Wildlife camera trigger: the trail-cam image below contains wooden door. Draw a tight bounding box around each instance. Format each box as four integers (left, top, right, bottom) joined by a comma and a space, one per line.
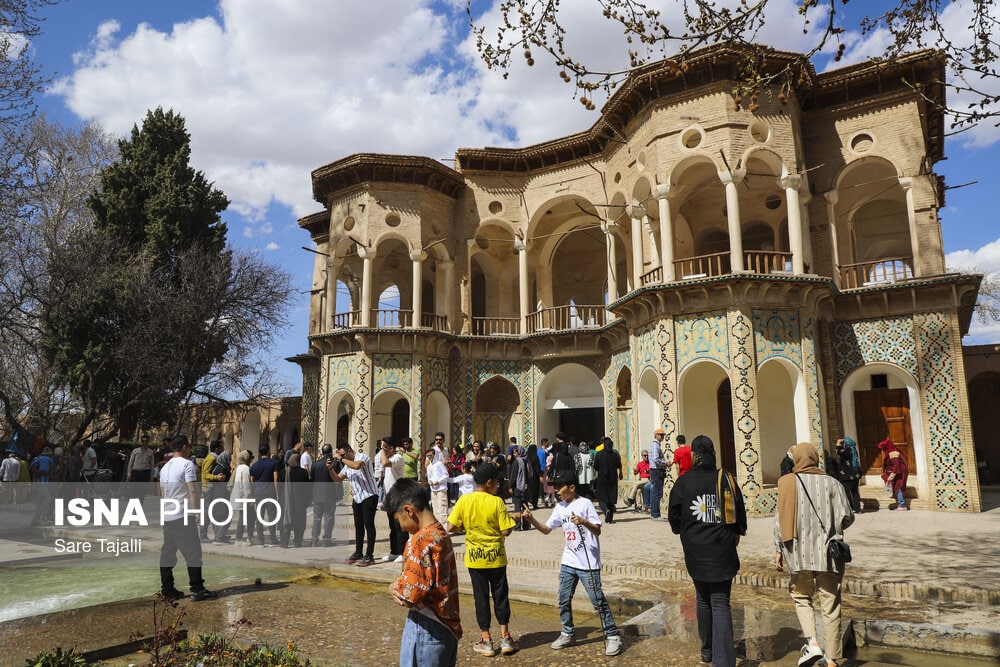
717, 379, 737, 477
853, 388, 916, 474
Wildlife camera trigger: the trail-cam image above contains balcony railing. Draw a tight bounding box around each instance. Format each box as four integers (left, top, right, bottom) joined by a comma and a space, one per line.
744, 250, 792, 274
371, 308, 412, 328
331, 310, 360, 329
674, 251, 730, 279
472, 316, 519, 336
840, 256, 914, 289
640, 266, 663, 286
420, 313, 448, 331
527, 305, 606, 333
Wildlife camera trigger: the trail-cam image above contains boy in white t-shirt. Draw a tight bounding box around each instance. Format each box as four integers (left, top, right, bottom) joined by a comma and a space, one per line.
522, 470, 622, 657
449, 460, 476, 498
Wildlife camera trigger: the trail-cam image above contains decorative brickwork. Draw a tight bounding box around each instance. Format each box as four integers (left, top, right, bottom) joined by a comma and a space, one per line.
729, 309, 761, 502
676, 312, 729, 372
834, 316, 916, 386
915, 312, 973, 510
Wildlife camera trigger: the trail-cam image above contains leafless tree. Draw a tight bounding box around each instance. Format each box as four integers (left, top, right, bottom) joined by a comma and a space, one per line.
468, 0, 1000, 127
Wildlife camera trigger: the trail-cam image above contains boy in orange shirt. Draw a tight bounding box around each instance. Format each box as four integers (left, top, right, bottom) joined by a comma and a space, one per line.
386, 478, 463, 667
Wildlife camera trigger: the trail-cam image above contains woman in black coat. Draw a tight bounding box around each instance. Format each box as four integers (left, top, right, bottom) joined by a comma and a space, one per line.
282, 452, 311, 547
667, 435, 747, 667
593, 437, 623, 523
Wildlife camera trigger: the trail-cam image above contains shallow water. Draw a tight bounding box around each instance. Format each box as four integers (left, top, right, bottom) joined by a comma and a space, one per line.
0, 551, 310, 623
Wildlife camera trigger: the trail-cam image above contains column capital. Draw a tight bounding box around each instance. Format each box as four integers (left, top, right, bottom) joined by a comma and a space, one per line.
823, 190, 838, 205
438, 259, 454, 269
626, 203, 647, 219
513, 238, 526, 253
718, 167, 746, 185
357, 246, 376, 260
898, 176, 913, 191
652, 183, 674, 200
409, 249, 427, 262
603, 221, 621, 235
778, 174, 802, 191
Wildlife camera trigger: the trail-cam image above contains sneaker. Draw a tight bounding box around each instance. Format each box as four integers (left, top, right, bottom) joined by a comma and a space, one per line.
651, 516, 669, 522
393, 554, 404, 563
159, 587, 185, 601
798, 642, 824, 667
550, 632, 575, 649
499, 634, 518, 655
189, 588, 219, 602
473, 639, 496, 656
354, 555, 375, 567
346, 552, 364, 564
381, 553, 397, 562
605, 634, 622, 656
321, 539, 335, 547
893, 505, 909, 511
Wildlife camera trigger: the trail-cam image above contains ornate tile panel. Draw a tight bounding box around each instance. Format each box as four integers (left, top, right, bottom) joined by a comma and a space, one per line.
634, 322, 659, 374
801, 313, 824, 447
834, 317, 916, 386
373, 353, 413, 393
754, 309, 802, 370
355, 355, 371, 451
676, 312, 729, 371
426, 356, 450, 393
729, 310, 760, 499
915, 312, 970, 510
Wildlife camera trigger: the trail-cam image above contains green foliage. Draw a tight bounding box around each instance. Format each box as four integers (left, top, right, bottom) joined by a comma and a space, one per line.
22, 646, 88, 667
88, 107, 228, 260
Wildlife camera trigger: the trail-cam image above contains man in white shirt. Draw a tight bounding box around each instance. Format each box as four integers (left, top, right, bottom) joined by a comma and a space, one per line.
329, 442, 379, 567
158, 435, 218, 602
81, 440, 98, 478
432, 431, 446, 464
300, 442, 314, 479
379, 437, 406, 561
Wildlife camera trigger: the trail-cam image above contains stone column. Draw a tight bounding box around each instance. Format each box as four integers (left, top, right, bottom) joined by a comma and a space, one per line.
515, 238, 529, 334
824, 191, 840, 285
780, 174, 805, 274
358, 246, 375, 327
627, 203, 646, 288
899, 177, 920, 276
653, 184, 675, 281
604, 222, 619, 320
719, 168, 746, 272
438, 259, 454, 331
326, 258, 343, 329
410, 249, 426, 328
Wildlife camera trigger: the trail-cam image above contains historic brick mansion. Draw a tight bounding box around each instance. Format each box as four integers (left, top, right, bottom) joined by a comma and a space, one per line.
293, 45, 987, 513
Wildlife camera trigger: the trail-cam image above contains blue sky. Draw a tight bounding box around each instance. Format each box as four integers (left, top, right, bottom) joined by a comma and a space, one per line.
27, 0, 1000, 393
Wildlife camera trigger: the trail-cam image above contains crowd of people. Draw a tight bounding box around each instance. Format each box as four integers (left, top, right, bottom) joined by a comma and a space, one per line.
1, 426, 914, 667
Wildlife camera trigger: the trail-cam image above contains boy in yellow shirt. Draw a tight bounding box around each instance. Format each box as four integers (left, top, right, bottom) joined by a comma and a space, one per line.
445, 461, 522, 657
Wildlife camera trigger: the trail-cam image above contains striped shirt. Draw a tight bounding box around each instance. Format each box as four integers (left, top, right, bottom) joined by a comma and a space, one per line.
343, 452, 378, 503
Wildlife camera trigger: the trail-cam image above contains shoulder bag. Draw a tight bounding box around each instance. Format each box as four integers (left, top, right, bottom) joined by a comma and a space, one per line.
795, 474, 852, 564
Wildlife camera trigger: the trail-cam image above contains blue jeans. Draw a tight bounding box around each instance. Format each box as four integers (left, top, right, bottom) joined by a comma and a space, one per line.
400, 609, 457, 667
895, 487, 906, 508
642, 481, 651, 509
648, 470, 665, 518
557, 564, 619, 637
693, 579, 735, 667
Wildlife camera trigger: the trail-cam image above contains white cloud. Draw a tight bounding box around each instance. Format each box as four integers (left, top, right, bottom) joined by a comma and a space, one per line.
265, 242, 279, 251
946, 238, 1000, 274
50, 0, 842, 228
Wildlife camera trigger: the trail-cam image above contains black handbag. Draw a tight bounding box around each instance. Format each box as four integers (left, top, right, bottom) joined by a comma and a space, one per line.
795, 474, 852, 564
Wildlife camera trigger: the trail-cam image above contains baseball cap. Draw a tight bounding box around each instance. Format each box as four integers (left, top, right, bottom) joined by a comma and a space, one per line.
654, 428, 666, 435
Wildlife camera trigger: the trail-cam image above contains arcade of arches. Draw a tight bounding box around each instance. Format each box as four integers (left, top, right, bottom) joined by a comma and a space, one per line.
293, 46, 988, 513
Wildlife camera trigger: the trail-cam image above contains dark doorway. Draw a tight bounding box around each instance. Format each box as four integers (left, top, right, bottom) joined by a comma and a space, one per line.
391, 398, 410, 442
336, 414, 350, 448
716, 379, 737, 476
558, 408, 603, 443
853, 388, 915, 474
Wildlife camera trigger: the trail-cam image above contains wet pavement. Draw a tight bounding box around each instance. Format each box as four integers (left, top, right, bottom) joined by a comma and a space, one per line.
1, 486, 999, 665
